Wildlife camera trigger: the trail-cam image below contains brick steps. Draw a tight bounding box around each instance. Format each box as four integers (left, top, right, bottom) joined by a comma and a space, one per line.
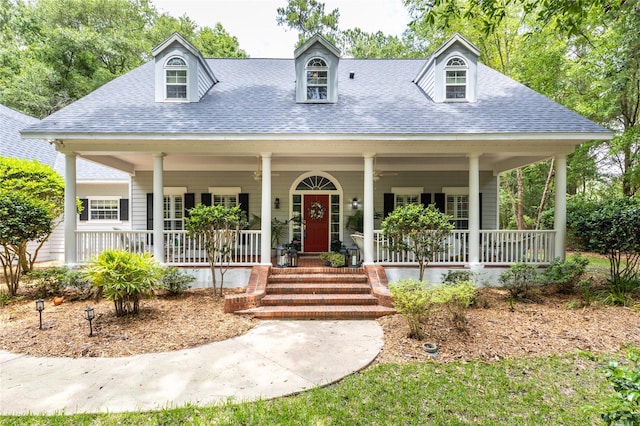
237, 305, 396, 320
238, 265, 394, 320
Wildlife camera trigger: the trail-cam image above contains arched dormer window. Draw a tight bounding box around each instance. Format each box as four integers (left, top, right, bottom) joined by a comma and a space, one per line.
165, 56, 188, 100
445, 57, 467, 100
306, 58, 328, 101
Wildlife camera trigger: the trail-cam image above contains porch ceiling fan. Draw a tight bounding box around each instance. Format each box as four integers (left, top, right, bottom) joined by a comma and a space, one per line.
252, 157, 280, 181
373, 157, 398, 181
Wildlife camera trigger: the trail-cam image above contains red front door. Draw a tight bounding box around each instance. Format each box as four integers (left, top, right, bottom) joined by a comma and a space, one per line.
304, 194, 330, 252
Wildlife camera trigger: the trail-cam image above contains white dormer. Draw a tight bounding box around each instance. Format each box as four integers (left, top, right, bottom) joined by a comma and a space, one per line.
152, 32, 218, 103
294, 34, 340, 104
414, 33, 480, 103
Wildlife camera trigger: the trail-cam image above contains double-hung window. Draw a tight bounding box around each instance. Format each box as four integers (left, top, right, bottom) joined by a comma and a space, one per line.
306, 58, 328, 101
209, 187, 241, 208
89, 198, 120, 221
163, 189, 185, 230
445, 57, 467, 100
446, 194, 469, 229
165, 57, 187, 100
392, 187, 423, 208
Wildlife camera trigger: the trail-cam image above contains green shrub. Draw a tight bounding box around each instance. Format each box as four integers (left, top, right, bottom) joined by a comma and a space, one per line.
541, 254, 589, 293
433, 280, 477, 331
0, 290, 10, 306
441, 269, 475, 285
161, 267, 195, 295
84, 250, 163, 316
26, 266, 68, 297
599, 346, 640, 425
498, 263, 540, 300
389, 279, 438, 339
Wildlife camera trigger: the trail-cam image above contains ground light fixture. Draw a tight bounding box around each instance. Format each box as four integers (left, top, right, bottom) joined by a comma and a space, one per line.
84, 306, 95, 336
35, 299, 44, 330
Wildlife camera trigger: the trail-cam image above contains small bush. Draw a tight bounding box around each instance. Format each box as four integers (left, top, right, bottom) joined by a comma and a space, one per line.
541, 254, 589, 293
0, 290, 10, 306
27, 266, 91, 299
389, 279, 438, 339
161, 267, 195, 295
441, 270, 475, 285
84, 250, 163, 316
320, 252, 345, 267
433, 281, 477, 331
499, 263, 540, 300
599, 346, 640, 425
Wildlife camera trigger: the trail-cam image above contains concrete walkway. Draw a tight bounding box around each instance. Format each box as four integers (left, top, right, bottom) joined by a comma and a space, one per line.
0, 320, 383, 415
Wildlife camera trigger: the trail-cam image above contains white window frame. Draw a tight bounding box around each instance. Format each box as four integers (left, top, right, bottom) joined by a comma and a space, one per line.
87, 196, 121, 222
164, 56, 188, 100
445, 56, 467, 101
305, 57, 329, 102
443, 187, 469, 229
392, 187, 424, 208
209, 187, 241, 207
164, 187, 186, 230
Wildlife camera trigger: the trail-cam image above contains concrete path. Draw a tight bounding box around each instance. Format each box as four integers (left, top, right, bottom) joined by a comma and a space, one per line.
0, 320, 383, 415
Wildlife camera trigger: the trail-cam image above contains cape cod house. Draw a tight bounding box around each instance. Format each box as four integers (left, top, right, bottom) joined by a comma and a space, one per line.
21, 32, 611, 315
1, 104, 129, 262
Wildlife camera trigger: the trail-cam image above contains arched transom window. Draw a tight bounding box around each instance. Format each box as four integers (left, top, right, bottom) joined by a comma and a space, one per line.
445, 56, 467, 100
165, 56, 188, 99
296, 175, 337, 191
306, 58, 328, 101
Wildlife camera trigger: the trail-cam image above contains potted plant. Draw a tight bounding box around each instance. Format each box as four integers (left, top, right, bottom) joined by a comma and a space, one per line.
346, 209, 364, 233
328, 252, 346, 267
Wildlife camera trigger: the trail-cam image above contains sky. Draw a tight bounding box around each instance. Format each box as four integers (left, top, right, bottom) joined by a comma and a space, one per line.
152, 0, 412, 58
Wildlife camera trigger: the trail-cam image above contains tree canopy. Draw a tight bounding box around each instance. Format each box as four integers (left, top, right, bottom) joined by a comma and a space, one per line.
0, 0, 247, 117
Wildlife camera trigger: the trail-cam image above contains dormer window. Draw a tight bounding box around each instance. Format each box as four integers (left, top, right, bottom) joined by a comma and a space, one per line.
445, 57, 467, 100
165, 56, 188, 99
306, 58, 328, 101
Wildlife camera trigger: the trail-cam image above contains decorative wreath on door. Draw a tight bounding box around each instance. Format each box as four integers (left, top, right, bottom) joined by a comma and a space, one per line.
308, 201, 326, 220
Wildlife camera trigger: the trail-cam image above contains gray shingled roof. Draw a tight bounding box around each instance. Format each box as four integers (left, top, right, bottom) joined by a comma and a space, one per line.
1, 104, 128, 180
24, 59, 609, 136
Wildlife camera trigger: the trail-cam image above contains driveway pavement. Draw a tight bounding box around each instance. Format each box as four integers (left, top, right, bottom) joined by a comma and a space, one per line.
0, 320, 383, 415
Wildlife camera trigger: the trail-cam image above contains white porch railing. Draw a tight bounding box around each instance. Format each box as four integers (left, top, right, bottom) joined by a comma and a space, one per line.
76, 230, 261, 266
373, 229, 555, 265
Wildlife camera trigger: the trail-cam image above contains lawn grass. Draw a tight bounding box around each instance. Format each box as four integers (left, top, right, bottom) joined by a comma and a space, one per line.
1, 352, 616, 425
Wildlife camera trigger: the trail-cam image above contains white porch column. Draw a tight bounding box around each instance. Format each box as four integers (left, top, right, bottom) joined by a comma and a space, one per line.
153, 153, 165, 261
363, 154, 375, 264
468, 154, 480, 266
260, 153, 272, 265
554, 154, 567, 261
64, 153, 77, 265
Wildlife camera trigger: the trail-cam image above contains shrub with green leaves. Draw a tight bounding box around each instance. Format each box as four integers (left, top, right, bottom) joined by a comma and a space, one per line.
161, 266, 195, 295
433, 280, 477, 331
389, 279, 438, 339
441, 269, 475, 285
498, 262, 540, 300
599, 346, 640, 425
84, 249, 163, 316
541, 254, 589, 293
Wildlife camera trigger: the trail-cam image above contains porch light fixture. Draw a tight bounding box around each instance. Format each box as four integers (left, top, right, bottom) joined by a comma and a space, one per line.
84, 306, 95, 336
274, 197, 280, 209
276, 244, 287, 267
349, 243, 360, 268
352, 197, 359, 210
35, 299, 44, 330
287, 246, 298, 267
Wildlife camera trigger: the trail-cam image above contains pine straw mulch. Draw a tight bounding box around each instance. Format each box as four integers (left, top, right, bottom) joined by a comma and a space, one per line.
1, 286, 639, 363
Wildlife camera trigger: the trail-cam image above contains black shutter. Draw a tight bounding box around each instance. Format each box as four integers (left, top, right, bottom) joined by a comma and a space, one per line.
79, 198, 89, 221
201, 193, 212, 206
383, 193, 395, 218
119, 199, 129, 221
420, 193, 431, 207
184, 193, 195, 217
146, 193, 153, 230
434, 193, 446, 213
479, 192, 483, 229
238, 192, 249, 219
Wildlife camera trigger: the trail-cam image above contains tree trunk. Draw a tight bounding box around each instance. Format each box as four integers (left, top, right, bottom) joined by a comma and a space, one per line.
535, 159, 555, 230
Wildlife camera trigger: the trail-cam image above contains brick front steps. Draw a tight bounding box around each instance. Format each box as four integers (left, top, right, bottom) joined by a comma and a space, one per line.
229, 265, 395, 320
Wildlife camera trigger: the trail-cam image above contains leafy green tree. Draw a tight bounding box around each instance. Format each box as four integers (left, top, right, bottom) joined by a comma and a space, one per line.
0, 192, 54, 296
569, 197, 640, 302
84, 249, 163, 316
184, 204, 247, 297
276, 0, 341, 47
382, 204, 453, 281
0, 157, 65, 272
